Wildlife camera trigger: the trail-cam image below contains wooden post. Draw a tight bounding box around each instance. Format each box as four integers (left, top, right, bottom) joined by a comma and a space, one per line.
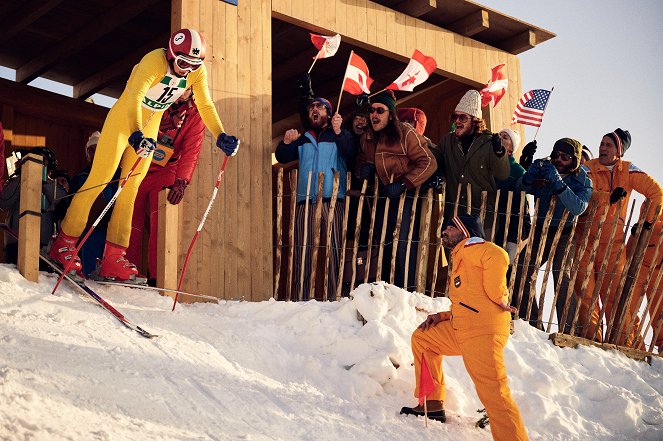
350, 179, 368, 291
415, 188, 432, 293
479, 191, 487, 228
286, 169, 298, 301
157, 189, 179, 299
514, 198, 539, 313
389, 192, 406, 285
546, 217, 577, 333
363, 175, 380, 283
308, 173, 324, 298
524, 198, 556, 321
376, 179, 392, 281
536, 209, 568, 329
502, 191, 514, 247
17, 153, 42, 283
404, 187, 421, 290
507, 192, 527, 298
335, 173, 352, 300
274, 168, 284, 296
430, 183, 445, 298
298, 172, 312, 301
490, 189, 500, 242
322, 172, 340, 302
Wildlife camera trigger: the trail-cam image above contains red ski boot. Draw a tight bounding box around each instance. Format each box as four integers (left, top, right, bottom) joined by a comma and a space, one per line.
93, 241, 146, 284
47, 231, 83, 280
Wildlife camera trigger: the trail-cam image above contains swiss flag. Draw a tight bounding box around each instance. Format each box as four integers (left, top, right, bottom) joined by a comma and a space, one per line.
480, 64, 509, 107
418, 353, 436, 406
386, 49, 437, 92
342, 52, 373, 95
310, 33, 341, 59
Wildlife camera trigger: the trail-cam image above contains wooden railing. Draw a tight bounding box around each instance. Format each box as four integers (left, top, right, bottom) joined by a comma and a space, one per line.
273, 168, 663, 353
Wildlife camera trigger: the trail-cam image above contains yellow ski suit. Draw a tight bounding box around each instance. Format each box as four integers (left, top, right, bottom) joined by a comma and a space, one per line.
61, 49, 225, 246
575, 158, 662, 344
411, 237, 528, 441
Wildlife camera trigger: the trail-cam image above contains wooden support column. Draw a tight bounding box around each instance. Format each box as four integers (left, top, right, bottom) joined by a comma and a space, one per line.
157, 189, 179, 299
17, 154, 43, 282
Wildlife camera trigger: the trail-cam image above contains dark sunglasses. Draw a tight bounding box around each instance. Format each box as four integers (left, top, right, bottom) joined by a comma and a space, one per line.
370, 106, 388, 115
451, 113, 470, 123
551, 151, 573, 161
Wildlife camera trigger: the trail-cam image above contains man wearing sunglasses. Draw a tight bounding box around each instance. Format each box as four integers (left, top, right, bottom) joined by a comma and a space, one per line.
354, 90, 436, 290
275, 96, 355, 300
48, 28, 239, 283
437, 90, 510, 233
512, 138, 592, 331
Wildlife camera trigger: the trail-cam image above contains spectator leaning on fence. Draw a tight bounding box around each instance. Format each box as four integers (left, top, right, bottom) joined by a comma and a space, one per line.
513, 138, 592, 331
275, 96, 355, 301
575, 129, 662, 346
355, 90, 436, 290
494, 128, 531, 263
400, 214, 528, 441
437, 90, 510, 232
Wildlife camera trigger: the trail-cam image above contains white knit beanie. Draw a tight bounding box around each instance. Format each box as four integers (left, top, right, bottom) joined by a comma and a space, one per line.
455, 90, 482, 119
86, 131, 101, 148
499, 128, 521, 155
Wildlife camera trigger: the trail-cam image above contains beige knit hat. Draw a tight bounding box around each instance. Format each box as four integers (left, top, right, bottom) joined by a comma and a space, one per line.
455, 90, 482, 119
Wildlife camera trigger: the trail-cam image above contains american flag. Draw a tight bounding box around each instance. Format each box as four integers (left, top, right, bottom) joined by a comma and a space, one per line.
511, 89, 551, 127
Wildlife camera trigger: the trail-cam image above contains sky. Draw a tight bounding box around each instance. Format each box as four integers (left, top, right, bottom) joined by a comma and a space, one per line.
1, 268, 662, 440
479, 0, 663, 185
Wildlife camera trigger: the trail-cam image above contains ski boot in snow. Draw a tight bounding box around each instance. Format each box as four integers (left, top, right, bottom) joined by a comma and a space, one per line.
46, 231, 85, 283
90, 241, 147, 285
400, 400, 446, 422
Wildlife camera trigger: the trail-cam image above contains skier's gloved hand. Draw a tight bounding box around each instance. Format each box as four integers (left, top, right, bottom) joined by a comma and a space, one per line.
520, 140, 537, 170
422, 174, 444, 193
128, 131, 156, 158
385, 182, 406, 200
167, 178, 189, 205
358, 163, 376, 181
216, 133, 240, 156
609, 187, 628, 205
544, 166, 567, 194
521, 159, 547, 186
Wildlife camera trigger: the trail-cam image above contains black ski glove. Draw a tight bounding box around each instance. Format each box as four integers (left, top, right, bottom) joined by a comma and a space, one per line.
609, 187, 627, 205
520, 140, 537, 170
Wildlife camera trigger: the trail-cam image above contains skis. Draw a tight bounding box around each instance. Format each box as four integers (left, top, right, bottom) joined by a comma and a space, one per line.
1, 224, 157, 339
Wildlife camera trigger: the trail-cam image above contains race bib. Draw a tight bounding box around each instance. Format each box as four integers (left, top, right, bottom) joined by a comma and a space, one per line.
142, 74, 187, 111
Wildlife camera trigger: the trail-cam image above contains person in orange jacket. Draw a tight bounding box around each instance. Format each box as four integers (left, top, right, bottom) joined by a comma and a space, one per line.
626, 216, 663, 350
400, 214, 528, 441
575, 128, 663, 345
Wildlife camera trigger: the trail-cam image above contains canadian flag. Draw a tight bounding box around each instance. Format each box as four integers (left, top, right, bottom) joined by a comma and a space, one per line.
480, 64, 509, 107
386, 49, 437, 92
342, 51, 373, 95
310, 33, 341, 59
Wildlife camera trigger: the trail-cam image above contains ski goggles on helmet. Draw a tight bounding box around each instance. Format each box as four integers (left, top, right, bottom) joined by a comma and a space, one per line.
173, 54, 204, 73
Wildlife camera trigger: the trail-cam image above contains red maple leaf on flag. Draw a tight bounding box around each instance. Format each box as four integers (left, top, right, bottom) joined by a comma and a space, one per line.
418, 353, 436, 406
386, 49, 437, 92
480, 64, 508, 108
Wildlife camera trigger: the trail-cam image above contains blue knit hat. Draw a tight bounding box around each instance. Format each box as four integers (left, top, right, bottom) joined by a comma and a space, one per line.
447, 214, 485, 239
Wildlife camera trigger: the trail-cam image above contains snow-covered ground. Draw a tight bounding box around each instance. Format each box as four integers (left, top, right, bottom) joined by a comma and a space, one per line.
1, 264, 662, 441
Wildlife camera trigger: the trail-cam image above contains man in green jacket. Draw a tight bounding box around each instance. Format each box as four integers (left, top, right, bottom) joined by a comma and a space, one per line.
437, 90, 510, 232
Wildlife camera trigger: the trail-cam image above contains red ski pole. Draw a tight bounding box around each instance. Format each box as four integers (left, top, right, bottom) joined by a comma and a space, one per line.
51, 156, 144, 295
172, 155, 229, 311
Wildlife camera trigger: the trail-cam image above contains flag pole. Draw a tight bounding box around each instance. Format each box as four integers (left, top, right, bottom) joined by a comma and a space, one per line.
308, 51, 321, 74
533, 86, 555, 140
336, 50, 354, 113
368, 88, 386, 99
424, 396, 429, 428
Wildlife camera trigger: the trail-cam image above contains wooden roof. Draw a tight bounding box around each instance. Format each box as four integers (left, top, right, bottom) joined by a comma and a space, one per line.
0, 0, 553, 127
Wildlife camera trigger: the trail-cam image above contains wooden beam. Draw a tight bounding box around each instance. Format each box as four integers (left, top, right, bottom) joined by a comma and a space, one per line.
157, 189, 179, 300
447, 9, 490, 37
0, 0, 64, 46
73, 35, 166, 99
17, 154, 43, 283
501, 30, 536, 55
394, 78, 451, 107
16, 0, 160, 84
397, 0, 436, 18
548, 332, 660, 363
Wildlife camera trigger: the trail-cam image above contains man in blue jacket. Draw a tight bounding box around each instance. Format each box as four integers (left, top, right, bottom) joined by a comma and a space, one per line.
512, 138, 593, 331
275, 97, 355, 301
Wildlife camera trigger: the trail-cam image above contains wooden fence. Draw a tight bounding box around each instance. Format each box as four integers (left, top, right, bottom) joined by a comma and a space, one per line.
273, 168, 663, 353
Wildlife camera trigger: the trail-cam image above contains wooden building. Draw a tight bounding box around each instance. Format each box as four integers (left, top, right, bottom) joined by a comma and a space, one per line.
0, 0, 554, 301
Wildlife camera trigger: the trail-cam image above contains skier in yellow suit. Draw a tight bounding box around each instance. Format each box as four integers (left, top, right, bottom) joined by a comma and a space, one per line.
49, 29, 239, 282
400, 214, 528, 441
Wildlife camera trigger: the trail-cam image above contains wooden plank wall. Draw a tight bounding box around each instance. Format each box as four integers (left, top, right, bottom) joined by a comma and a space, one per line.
272, 0, 525, 139
173, 0, 272, 301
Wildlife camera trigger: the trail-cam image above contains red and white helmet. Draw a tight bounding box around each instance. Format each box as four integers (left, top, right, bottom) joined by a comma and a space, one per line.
167, 29, 206, 73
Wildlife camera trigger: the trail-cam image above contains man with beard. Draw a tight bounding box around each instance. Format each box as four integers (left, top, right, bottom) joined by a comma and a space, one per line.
512, 138, 592, 331
355, 90, 435, 290
275, 97, 355, 300
437, 90, 510, 232
400, 214, 527, 441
